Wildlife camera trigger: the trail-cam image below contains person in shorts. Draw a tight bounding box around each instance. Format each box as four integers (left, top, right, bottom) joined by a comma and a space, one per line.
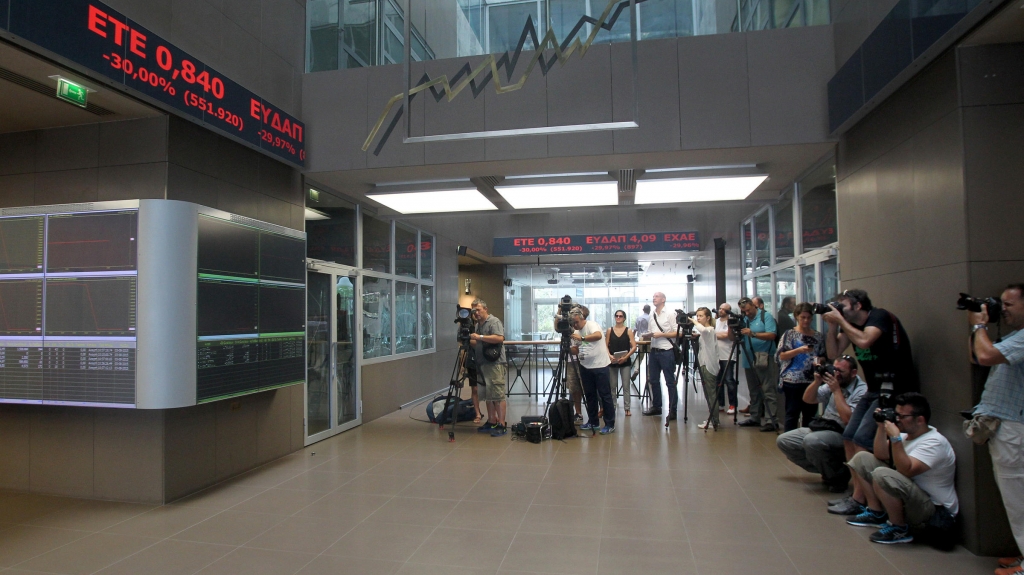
471, 299, 507, 436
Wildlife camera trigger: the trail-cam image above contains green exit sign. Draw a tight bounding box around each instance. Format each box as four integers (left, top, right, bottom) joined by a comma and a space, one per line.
56, 78, 88, 108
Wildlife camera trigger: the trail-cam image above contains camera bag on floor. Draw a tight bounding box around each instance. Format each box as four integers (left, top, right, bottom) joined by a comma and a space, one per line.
426, 395, 475, 424
548, 399, 577, 440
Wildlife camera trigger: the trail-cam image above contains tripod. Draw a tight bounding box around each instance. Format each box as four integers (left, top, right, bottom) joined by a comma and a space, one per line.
439, 335, 473, 442
703, 335, 742, 432
543, 332, 594, 437
670, 323, 693, 426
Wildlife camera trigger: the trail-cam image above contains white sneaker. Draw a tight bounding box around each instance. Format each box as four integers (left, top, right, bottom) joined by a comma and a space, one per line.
726, 406, 736, 415
698, 420, 711, 430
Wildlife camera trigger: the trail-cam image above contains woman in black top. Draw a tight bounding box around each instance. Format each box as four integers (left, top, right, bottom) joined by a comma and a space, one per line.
606, 310, 637, 416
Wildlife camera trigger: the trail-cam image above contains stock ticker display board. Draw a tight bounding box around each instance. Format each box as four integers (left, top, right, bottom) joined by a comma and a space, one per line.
196, 216, 306, 403
492, 231, 701, 256
0, 210, 138, 407
3, 0, 305, 167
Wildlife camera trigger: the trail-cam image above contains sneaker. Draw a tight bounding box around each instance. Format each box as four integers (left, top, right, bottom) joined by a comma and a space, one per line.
869, 522, 913, 545
828, 498, 867, 516
996, 566, 1024, 575
698, 420, 711, 429
828, 496, 851, 507
581, 422, 597, 430
477, 422, 495, 433
573, 414, 584, 425
599, 426, 615, 435
727, 406, 736, 415
999, 557, 1024, 569
847, 508, 889, 528
490, 424, 507, 437
737, 419, 761, 427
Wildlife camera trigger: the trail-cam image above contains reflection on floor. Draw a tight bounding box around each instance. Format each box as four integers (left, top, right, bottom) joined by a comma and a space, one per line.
0, 396, 998, 575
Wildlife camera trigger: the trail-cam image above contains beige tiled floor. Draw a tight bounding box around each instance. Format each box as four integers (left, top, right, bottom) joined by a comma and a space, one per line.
0, 396, 1002, 575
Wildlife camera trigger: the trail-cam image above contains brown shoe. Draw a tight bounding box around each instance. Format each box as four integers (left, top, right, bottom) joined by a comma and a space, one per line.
739, 406, 750, 414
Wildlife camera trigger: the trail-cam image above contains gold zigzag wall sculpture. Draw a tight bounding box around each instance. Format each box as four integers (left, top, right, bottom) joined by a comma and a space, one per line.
361, 0, 646, 153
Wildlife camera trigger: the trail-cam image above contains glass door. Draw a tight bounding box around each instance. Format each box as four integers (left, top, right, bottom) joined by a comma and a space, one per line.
306, 262, 362, 444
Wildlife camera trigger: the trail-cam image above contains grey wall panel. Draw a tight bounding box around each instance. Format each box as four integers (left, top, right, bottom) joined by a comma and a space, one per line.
959, 44, 1024, 108
0, 131, 37, 176
256, 193, 294, 228
35, 124, 99, 173
547, 43, 615, 158
964, 102, 1024, 263
136, 200, 198, 409
832, 0, 899, 70
222, 0, 262, 37
302, 67, 370, 172
219, 20, 262, 91
747, 26, 835, 146
909, 110, 967, 269
260, 45, 298, 118
98, 163, 169, 201
483, 53, 550, 162
365, 65, 426, 169
33, 168, 99, 205
260, 0, 306, 71
612, 39, 681, 155
29, 408, 95, 498
421, 57, 487, 165
0, 406, 30, 490
98, 117, 169, 168
93, 409, 165, 502
0, 173, 36, 208
677, 33, 751, 150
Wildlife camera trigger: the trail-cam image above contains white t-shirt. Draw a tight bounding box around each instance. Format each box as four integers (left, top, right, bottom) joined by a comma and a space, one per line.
715, 319, 732, 360
901, 427, 959, 515
692, 323, 720, 376
575, 320, 611, 370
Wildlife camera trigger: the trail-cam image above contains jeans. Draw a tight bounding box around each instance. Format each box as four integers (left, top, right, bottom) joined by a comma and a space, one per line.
776, 427, 849, 486
989, 420, 1024, 555
781, 381, 817, 432
609, 364, 631, 409
580, 364, 615, 428
743, 359, 778, 425
648, 348, 677, 413
718, 359, 739, 407
842, 393, 880, 450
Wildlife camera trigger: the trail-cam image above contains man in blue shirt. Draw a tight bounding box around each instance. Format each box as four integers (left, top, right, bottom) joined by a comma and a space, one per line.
969, 284, 1024, 574
737, 297, 780, 431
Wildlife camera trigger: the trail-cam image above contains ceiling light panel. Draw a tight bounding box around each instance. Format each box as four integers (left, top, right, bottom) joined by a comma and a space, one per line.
634, 175, 768, 204
496, 182, 618, 209
367, 189, 497, 214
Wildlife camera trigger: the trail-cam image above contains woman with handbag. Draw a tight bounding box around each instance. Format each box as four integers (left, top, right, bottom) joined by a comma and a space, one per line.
606, 310, 638, 416
776, 303, 822, 431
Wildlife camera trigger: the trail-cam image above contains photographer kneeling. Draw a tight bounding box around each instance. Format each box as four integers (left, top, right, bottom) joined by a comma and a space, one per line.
776, 356, 866, 492
569, 309, 615, 434
845, 393, 958, 545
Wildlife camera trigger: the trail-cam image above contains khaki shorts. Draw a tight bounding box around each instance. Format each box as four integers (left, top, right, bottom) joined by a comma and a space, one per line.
478, 362, 507, 401
848, 451, 937, 526
565, 360, 582, 395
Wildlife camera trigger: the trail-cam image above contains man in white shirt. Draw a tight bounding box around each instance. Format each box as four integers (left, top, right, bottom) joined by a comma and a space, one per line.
846, 393, 958, 545
569, 309, 615, 434
643, 292, 680, 420
715, 303, 739, 414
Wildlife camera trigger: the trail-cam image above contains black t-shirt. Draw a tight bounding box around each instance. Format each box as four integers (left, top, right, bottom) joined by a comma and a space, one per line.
844, 308, 916, 393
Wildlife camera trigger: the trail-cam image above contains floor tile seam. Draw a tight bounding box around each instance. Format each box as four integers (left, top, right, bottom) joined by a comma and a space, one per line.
85, 539, 239, 575
495, 446, 551, 575
1, 526, 99, 571
667, 451, 698, 574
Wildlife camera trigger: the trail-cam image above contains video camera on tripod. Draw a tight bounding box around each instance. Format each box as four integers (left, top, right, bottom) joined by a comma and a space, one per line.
455, 305, 474, 342
554, 295, 576, 337
723, 310, 745, 340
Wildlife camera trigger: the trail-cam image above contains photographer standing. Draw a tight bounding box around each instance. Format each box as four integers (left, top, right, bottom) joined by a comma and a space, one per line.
776, 356, 866, 492
470, 299, 507, 437
691, 307, 720, 430
570, 309, 615, 434
737, 297, 780, 431
822, 289, 915, 467
716, 303, 740, 414
967, 284, 1024, 574
644, 292, 680, 420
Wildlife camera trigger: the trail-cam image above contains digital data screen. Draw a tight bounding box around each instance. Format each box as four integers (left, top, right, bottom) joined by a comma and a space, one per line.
198, 216, 259, 278
47, 211, 138, 272
259, 233, 306, 283
197, 279, 258, 336
0, 279, 42, 336
45, 277, 137, 337
0, 210, 137, 407
196, 217, 305, 403
0, 217, 44, 273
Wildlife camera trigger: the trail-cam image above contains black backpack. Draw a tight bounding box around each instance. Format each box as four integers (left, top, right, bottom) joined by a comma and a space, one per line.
426, 395, 475, 425
548, 399, 577, 440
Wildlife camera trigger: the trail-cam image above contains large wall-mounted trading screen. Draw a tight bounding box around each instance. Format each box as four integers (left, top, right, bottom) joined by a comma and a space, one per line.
196, 215, 305, 403
0, 210, 138, 407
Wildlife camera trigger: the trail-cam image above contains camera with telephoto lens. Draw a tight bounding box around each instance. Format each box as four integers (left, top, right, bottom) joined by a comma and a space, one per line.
455, 305, 474, 341
814, 363, 835, 377
811, 301, 845, 315
872, 377, 897, 423
555, 295, 575, 336
957, 293, 1002, 322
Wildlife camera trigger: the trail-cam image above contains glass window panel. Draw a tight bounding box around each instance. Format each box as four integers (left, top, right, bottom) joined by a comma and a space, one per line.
800, 162, 837, 252
775, 267, 796, 327
395, 282, 417, 353
549, 0, 588, 45
342, 0, 377, 67
362, 215, 392, 273
754, 209, 770, 271
306, 272, 332, 436
488, 2, 538, 53
395, 224, 417, 278
420, 233, 434, 280
639, 0, 694, 40
336, 276, 358, 425
362, 276, 392, 359
743, 221, 753, 275
801, 264, 819, 331
774, 0, 799, 27
821, 257, 840, 301
308, 0, 341, 72
755, 275, 773, 314
774, 191, 794, 263
421, 285, 434, 349
306, 192, 356, 267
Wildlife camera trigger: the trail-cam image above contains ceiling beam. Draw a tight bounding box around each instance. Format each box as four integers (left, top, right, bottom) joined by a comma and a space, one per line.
471, 176, 514, 210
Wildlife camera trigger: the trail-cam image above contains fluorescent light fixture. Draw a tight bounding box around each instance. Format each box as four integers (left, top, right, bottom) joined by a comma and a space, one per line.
634, 175, 768, 204
367, 189, 497, 214
496, 181, 618, 209
304, 208, 330, 220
